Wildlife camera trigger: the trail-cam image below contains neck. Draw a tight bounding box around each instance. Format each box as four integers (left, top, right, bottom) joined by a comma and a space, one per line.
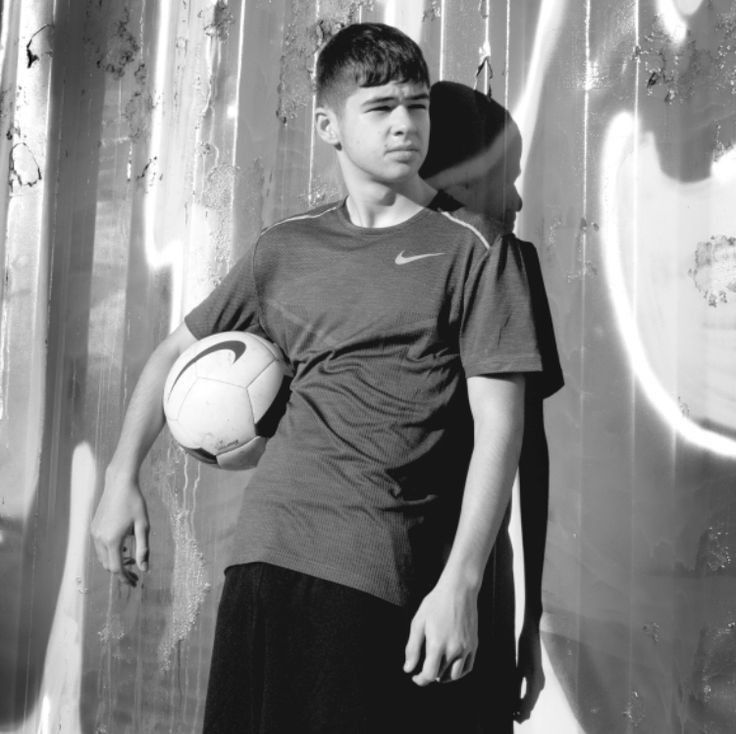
344, 177, 437, 228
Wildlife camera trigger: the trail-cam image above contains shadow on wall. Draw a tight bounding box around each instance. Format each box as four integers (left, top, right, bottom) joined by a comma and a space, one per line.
422, 79, 564, 731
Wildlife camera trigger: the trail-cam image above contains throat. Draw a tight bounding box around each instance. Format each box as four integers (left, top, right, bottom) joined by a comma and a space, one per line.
345, 181, 437, 228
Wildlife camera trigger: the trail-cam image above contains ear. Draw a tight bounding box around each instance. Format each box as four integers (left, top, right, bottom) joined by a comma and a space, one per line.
315, 106, 341, 149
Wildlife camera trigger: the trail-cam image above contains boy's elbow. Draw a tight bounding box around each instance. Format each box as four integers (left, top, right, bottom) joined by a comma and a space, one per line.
158, 321, 198, 360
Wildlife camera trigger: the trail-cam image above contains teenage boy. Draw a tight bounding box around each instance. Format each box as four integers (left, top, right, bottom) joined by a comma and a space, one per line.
91, 22, 543, 733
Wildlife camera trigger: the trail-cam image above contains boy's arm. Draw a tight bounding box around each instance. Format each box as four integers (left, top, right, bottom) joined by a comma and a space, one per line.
90, 321, 197, 585
404, 373, 525, 686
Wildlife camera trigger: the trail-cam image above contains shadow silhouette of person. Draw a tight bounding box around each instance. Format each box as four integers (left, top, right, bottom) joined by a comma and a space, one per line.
421, 80, 564, 731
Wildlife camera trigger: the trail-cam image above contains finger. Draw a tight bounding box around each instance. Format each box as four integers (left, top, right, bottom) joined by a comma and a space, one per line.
403, 621, 424, 674
110, 537, 137, 586
134, 518, 150, 572
441, 658, 467, 680
412, 645, 442, 687
121, 538, 139, 586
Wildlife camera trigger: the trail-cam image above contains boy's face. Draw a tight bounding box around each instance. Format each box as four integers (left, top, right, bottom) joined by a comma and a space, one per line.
317, 80, 430, 188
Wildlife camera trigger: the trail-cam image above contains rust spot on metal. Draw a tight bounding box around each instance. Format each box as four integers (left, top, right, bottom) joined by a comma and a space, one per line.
97, 8, 140, 79
201, 0, 235, 41
9, 142, 42, 191
26, 24, 54, 68
689, 235, 736, 307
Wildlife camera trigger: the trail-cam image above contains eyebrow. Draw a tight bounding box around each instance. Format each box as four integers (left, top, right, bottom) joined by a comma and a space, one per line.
361, 92, 430, 107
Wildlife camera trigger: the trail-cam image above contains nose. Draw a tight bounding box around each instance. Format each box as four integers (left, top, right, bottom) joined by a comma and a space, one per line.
391, 104, 415, 135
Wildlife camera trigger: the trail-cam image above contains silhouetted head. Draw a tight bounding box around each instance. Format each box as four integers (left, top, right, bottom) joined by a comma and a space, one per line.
421, 81, 523, 231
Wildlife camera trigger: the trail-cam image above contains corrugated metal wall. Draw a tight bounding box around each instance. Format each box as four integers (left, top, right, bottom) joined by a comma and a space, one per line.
1, 1, 735, 732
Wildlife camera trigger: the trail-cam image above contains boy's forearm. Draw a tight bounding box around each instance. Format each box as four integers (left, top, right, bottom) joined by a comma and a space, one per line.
107, 346, 173, 478
438, 375, 525, 593
108, 326, 195, 479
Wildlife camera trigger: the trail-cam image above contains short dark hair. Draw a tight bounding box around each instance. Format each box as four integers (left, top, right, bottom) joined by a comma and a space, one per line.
315, 23, 430, 109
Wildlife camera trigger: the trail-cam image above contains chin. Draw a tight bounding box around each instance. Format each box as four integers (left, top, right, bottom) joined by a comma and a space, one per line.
503, 213, 517, 232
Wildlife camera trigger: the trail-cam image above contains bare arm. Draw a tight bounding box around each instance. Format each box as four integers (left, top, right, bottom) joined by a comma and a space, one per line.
90, 321, 197, 584
404, 373, 525, 686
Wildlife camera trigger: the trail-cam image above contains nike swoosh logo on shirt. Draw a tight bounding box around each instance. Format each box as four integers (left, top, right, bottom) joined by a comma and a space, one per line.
394, 251, 445, 265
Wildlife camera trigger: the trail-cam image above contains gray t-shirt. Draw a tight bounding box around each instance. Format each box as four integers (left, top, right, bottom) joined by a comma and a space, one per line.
185, 194, 542, 606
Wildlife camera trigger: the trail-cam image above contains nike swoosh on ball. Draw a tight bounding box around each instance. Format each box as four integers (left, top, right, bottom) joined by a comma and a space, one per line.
168, 340, 247, 397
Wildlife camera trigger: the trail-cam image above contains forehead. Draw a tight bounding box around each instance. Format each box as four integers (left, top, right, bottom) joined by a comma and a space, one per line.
345, 80, 430, 106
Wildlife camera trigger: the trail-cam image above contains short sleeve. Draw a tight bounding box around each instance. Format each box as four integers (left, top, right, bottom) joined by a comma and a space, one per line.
459, 234, 543, 378
184, 243, 266, 340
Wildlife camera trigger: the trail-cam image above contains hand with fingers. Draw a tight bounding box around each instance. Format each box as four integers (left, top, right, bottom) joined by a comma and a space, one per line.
403, 581, 479, 686
90, 468, 150, 587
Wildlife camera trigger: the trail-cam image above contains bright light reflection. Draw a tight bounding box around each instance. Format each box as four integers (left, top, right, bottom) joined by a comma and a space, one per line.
11, 443, 97, 734
656, 0, 688, 43
144, 0, 184, 332
600, 112, 736, 457
381, 0, 424, 43
511, 0, 569, 180
712, 146, 736, 183
674, 0, 705, 14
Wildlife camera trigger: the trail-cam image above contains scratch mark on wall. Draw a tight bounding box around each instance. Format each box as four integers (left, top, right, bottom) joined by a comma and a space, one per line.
305, 175, 340, 208
97, 615, 124, 644
695, 524, 734, 574
476, 41, 493, 88
622, 689, 645, 727
152, 448, 210, 673
423, 1, 442, 22
643, 622, 662, 643
136, 156, 160, 190
567, 217, 599, 281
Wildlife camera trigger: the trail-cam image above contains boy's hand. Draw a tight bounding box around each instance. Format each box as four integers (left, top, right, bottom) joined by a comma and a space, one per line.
403, 580, 479, 686
90, 471, 150, 586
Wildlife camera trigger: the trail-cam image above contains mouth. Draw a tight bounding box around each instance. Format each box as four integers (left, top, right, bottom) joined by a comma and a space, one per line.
387, 146, 419, 154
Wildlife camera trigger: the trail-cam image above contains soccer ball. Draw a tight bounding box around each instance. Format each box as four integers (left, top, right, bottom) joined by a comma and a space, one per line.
163, 331, 289, 470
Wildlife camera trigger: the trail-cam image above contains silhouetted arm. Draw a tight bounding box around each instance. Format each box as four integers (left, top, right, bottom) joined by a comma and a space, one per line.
513, 387, 549, 721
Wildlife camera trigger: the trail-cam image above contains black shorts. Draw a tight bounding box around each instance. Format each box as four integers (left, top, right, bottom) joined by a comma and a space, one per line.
202, 563, 512, 734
